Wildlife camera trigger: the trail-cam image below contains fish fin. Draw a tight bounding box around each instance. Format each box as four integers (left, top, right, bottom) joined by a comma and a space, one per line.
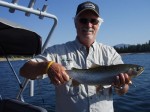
71, 64, 100, 70
95, 85, 103, 93
71, 67, 78, 70
71, 79, 80, 87
90, 64, 100, 68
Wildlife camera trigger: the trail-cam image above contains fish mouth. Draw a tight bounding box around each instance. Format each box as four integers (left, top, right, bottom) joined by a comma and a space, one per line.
137, 67, 144, 76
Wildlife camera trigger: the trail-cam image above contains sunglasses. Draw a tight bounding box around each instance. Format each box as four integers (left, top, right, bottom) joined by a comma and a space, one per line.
79, 18, 100, 25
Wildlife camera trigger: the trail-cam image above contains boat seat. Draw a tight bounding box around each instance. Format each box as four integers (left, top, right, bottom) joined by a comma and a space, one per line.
0, 99, 47, 112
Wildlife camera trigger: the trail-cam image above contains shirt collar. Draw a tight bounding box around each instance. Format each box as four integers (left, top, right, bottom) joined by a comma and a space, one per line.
74, 38, 83, 49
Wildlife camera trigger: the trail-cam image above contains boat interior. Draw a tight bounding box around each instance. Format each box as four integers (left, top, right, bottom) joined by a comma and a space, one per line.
0, 0, 58, 112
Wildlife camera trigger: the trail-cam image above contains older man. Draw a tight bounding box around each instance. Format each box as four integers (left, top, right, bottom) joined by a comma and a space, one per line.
20, 1, 130, 112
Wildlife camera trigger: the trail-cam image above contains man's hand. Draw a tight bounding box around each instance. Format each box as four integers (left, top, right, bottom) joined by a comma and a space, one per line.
113, 73, 131, 95
47, 62, 70, 85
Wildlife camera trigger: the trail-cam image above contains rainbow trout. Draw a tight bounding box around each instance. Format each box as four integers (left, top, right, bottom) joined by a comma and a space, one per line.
66, 64, 144, 85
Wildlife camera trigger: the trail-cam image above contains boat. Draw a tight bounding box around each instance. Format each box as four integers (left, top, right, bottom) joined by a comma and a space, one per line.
0, 0, 58, 112
0, 99, 47, 112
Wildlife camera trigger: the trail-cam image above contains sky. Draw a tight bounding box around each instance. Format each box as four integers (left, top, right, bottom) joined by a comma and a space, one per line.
0, 0, 150, 48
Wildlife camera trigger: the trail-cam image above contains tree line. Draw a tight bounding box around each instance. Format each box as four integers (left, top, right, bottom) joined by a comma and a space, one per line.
114, 40, 150, 53
1, 41, 150, 58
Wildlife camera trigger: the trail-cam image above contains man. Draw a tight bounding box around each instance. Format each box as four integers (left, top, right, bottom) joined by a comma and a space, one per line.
20, 1, 130, 112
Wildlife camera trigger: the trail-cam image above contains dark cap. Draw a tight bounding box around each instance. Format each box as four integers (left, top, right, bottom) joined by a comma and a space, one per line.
76, 1, 100, 17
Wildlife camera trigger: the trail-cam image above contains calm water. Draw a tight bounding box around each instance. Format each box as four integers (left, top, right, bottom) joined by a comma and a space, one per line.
0, 53, 150, 112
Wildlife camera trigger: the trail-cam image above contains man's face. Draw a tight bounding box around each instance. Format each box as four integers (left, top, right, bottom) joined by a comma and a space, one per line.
75, 10, 100, 46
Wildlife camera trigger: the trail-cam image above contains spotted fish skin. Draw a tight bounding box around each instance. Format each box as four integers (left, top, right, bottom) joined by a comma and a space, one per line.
66, 64, 144, 85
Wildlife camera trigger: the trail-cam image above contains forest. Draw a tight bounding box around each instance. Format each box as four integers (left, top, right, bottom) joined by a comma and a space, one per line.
114, 40, 150, 53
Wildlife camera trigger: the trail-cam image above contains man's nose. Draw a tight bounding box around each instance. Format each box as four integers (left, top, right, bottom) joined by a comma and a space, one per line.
86, 22, 93, 27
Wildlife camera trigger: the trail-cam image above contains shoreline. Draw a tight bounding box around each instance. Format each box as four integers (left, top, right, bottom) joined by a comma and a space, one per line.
0, 52, 150, 61
119, 52, 150, 55
0, 57, 30, 61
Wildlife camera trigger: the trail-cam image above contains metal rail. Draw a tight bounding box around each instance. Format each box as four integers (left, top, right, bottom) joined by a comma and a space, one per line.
0, 0, 58, 52
0, 0, 58, 102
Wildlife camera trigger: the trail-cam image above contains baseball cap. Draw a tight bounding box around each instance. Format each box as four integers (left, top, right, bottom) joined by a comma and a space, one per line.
76, 1, 100, 17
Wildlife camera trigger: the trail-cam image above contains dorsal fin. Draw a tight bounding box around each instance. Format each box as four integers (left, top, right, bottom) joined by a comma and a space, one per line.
90, 64, 100, 68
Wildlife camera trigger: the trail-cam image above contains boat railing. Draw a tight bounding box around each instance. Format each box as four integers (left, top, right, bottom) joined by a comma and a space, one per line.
0, 0, 58, 102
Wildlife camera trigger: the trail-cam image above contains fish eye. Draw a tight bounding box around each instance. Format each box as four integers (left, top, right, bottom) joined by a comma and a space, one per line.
137, 66, 142, 71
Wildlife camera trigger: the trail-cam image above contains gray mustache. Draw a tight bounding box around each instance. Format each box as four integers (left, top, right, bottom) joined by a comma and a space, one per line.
82, 28, 93, 32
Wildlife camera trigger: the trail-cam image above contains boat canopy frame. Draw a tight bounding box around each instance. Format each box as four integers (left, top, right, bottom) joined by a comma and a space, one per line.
0, 0, 58, 102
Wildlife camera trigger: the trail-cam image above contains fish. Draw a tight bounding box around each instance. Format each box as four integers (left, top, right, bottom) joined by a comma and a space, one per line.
66, 64, 144, 85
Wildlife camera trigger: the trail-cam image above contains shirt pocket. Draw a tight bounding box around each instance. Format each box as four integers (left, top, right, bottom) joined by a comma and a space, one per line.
61, 57, 73, 70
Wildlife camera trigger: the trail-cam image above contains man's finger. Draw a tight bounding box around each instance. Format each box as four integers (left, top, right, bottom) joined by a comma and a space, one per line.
119, 73, 126, 85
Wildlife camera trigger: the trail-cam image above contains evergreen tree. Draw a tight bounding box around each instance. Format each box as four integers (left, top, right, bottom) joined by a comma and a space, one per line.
114, 40, 150, 53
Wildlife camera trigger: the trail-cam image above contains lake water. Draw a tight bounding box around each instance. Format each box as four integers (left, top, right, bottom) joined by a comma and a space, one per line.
0, 53, 150, 112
